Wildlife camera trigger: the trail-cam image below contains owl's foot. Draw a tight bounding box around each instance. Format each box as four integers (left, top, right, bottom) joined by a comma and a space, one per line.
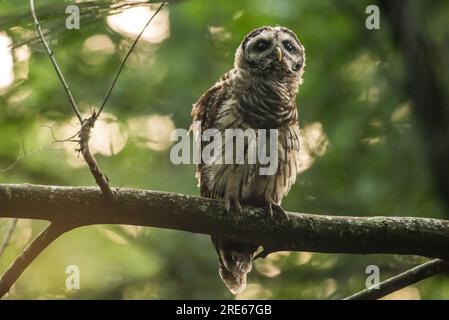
225, 196, 243, 215
265, 203, 290, 221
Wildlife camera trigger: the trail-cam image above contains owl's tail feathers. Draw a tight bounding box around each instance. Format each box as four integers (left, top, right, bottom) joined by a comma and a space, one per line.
212, 236, 259, 295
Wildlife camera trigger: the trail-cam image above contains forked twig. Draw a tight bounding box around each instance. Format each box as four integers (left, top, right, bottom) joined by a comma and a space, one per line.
0, 0, 168, 298
30, 0, 114, 200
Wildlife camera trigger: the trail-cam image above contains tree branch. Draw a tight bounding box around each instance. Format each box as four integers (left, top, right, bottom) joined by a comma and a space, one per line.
1, 183, 449, 297
344, 259, 449, 300
1, 184, 449, 257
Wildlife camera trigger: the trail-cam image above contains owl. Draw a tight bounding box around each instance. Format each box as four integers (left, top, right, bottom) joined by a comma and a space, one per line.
191, 26, 305, 294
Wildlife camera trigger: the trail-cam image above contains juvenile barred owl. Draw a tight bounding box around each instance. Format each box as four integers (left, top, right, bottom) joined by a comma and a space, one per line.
191, 26, 305, 294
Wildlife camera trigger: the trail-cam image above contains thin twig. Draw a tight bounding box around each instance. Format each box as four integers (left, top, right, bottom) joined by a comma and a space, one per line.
97, 1, 166, 116
42, 125, 80, 143
30, 0, 83, 124
0, 129, 80, 174
344, 259, 449, 300
0, 219, 18, 258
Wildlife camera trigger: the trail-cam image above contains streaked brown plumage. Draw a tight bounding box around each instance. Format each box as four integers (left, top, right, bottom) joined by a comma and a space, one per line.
191, 26, 305, 294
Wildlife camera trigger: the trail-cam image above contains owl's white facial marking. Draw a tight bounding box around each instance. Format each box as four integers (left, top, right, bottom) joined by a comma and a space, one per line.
235, 26, 305, 85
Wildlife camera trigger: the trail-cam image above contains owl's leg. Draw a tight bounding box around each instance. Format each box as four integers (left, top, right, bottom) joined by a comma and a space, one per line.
265, 203, 290, 221
225, 195, 243, 215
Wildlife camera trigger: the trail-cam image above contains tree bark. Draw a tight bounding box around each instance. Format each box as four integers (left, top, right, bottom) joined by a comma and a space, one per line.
1, 184, 449, 259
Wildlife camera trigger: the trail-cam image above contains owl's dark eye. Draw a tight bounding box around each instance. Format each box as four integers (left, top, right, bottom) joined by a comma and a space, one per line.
283, 41, 294, 52
254, 40, 270, 52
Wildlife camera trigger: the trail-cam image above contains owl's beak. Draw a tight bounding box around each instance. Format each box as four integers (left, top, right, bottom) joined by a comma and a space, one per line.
275, 46, 283, 62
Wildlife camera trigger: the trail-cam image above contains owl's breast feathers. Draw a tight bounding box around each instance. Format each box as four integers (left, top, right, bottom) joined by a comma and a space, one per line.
191, 68, 301, 205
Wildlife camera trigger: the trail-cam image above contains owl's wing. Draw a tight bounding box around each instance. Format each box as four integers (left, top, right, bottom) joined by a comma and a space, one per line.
277, 101, 301, 198
190, 76, 230, 197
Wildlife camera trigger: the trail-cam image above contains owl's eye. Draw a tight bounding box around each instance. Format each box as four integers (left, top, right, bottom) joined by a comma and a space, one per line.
283, 41, 294, 52
254, 40, 270, 52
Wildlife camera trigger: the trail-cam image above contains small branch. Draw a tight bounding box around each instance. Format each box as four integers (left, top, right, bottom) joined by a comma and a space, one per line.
0, 219, 18, 258
30, 0, 83, 124
43, 125, 80, 143
30, 0, 167, 200
97, 1, 167, 116
0, 129, 80, 174
77, 114, 114, 201
344, 259, 449, 300
0, 223, 70, 298
30, 0, 115, 200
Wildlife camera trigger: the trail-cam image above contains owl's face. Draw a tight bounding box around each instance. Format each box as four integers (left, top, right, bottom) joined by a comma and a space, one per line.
235, 26, 305, 82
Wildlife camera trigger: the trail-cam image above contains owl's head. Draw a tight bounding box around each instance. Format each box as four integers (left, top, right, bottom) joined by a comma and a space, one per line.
235, 26, 305, 84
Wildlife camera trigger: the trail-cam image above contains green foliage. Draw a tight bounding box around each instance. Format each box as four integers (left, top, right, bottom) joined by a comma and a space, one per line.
0, 0, 448, 299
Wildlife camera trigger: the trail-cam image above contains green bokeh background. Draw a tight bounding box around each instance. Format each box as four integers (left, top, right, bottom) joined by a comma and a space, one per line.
0, 0, 448, 299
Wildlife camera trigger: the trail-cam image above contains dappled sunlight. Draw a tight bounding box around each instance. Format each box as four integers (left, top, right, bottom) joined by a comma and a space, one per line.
382, 286, 420, 300
321, 278, 337, 298
295, 252, 313, 266
13, 44, 30, 83
255, 252, 291, 278
7, 219, 32, 249
362, 136, 385, 146
7, 88, 32, 108
100, 228, 129, 245
0, 32, 14, 90
255, 259, 281, 278
83, 34, 115, 53
107, 5, 170, 44
90, 113, 129, 156
14, 44, 30, 62
299, 122, 329, 173
81, 34, 116, 65
343, 52, 380, 84
235, 283, 272, 300
120, 225, 144, 238
391, 102, 411, 124
128, 114, 175, 151
123, 283, 161, 299
310, 255, 338, 270
208, 26, 232, 43
51, 113, 128, 167
358, 85, 380, 103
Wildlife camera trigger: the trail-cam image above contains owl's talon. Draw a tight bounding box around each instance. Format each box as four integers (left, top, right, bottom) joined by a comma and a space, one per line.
235, 201, 243, 215
265, 203, 289, 221
265, 204, 274, 221
273, 204, 290, 221
224, 197, 243, 215
225, 199, 231, 214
